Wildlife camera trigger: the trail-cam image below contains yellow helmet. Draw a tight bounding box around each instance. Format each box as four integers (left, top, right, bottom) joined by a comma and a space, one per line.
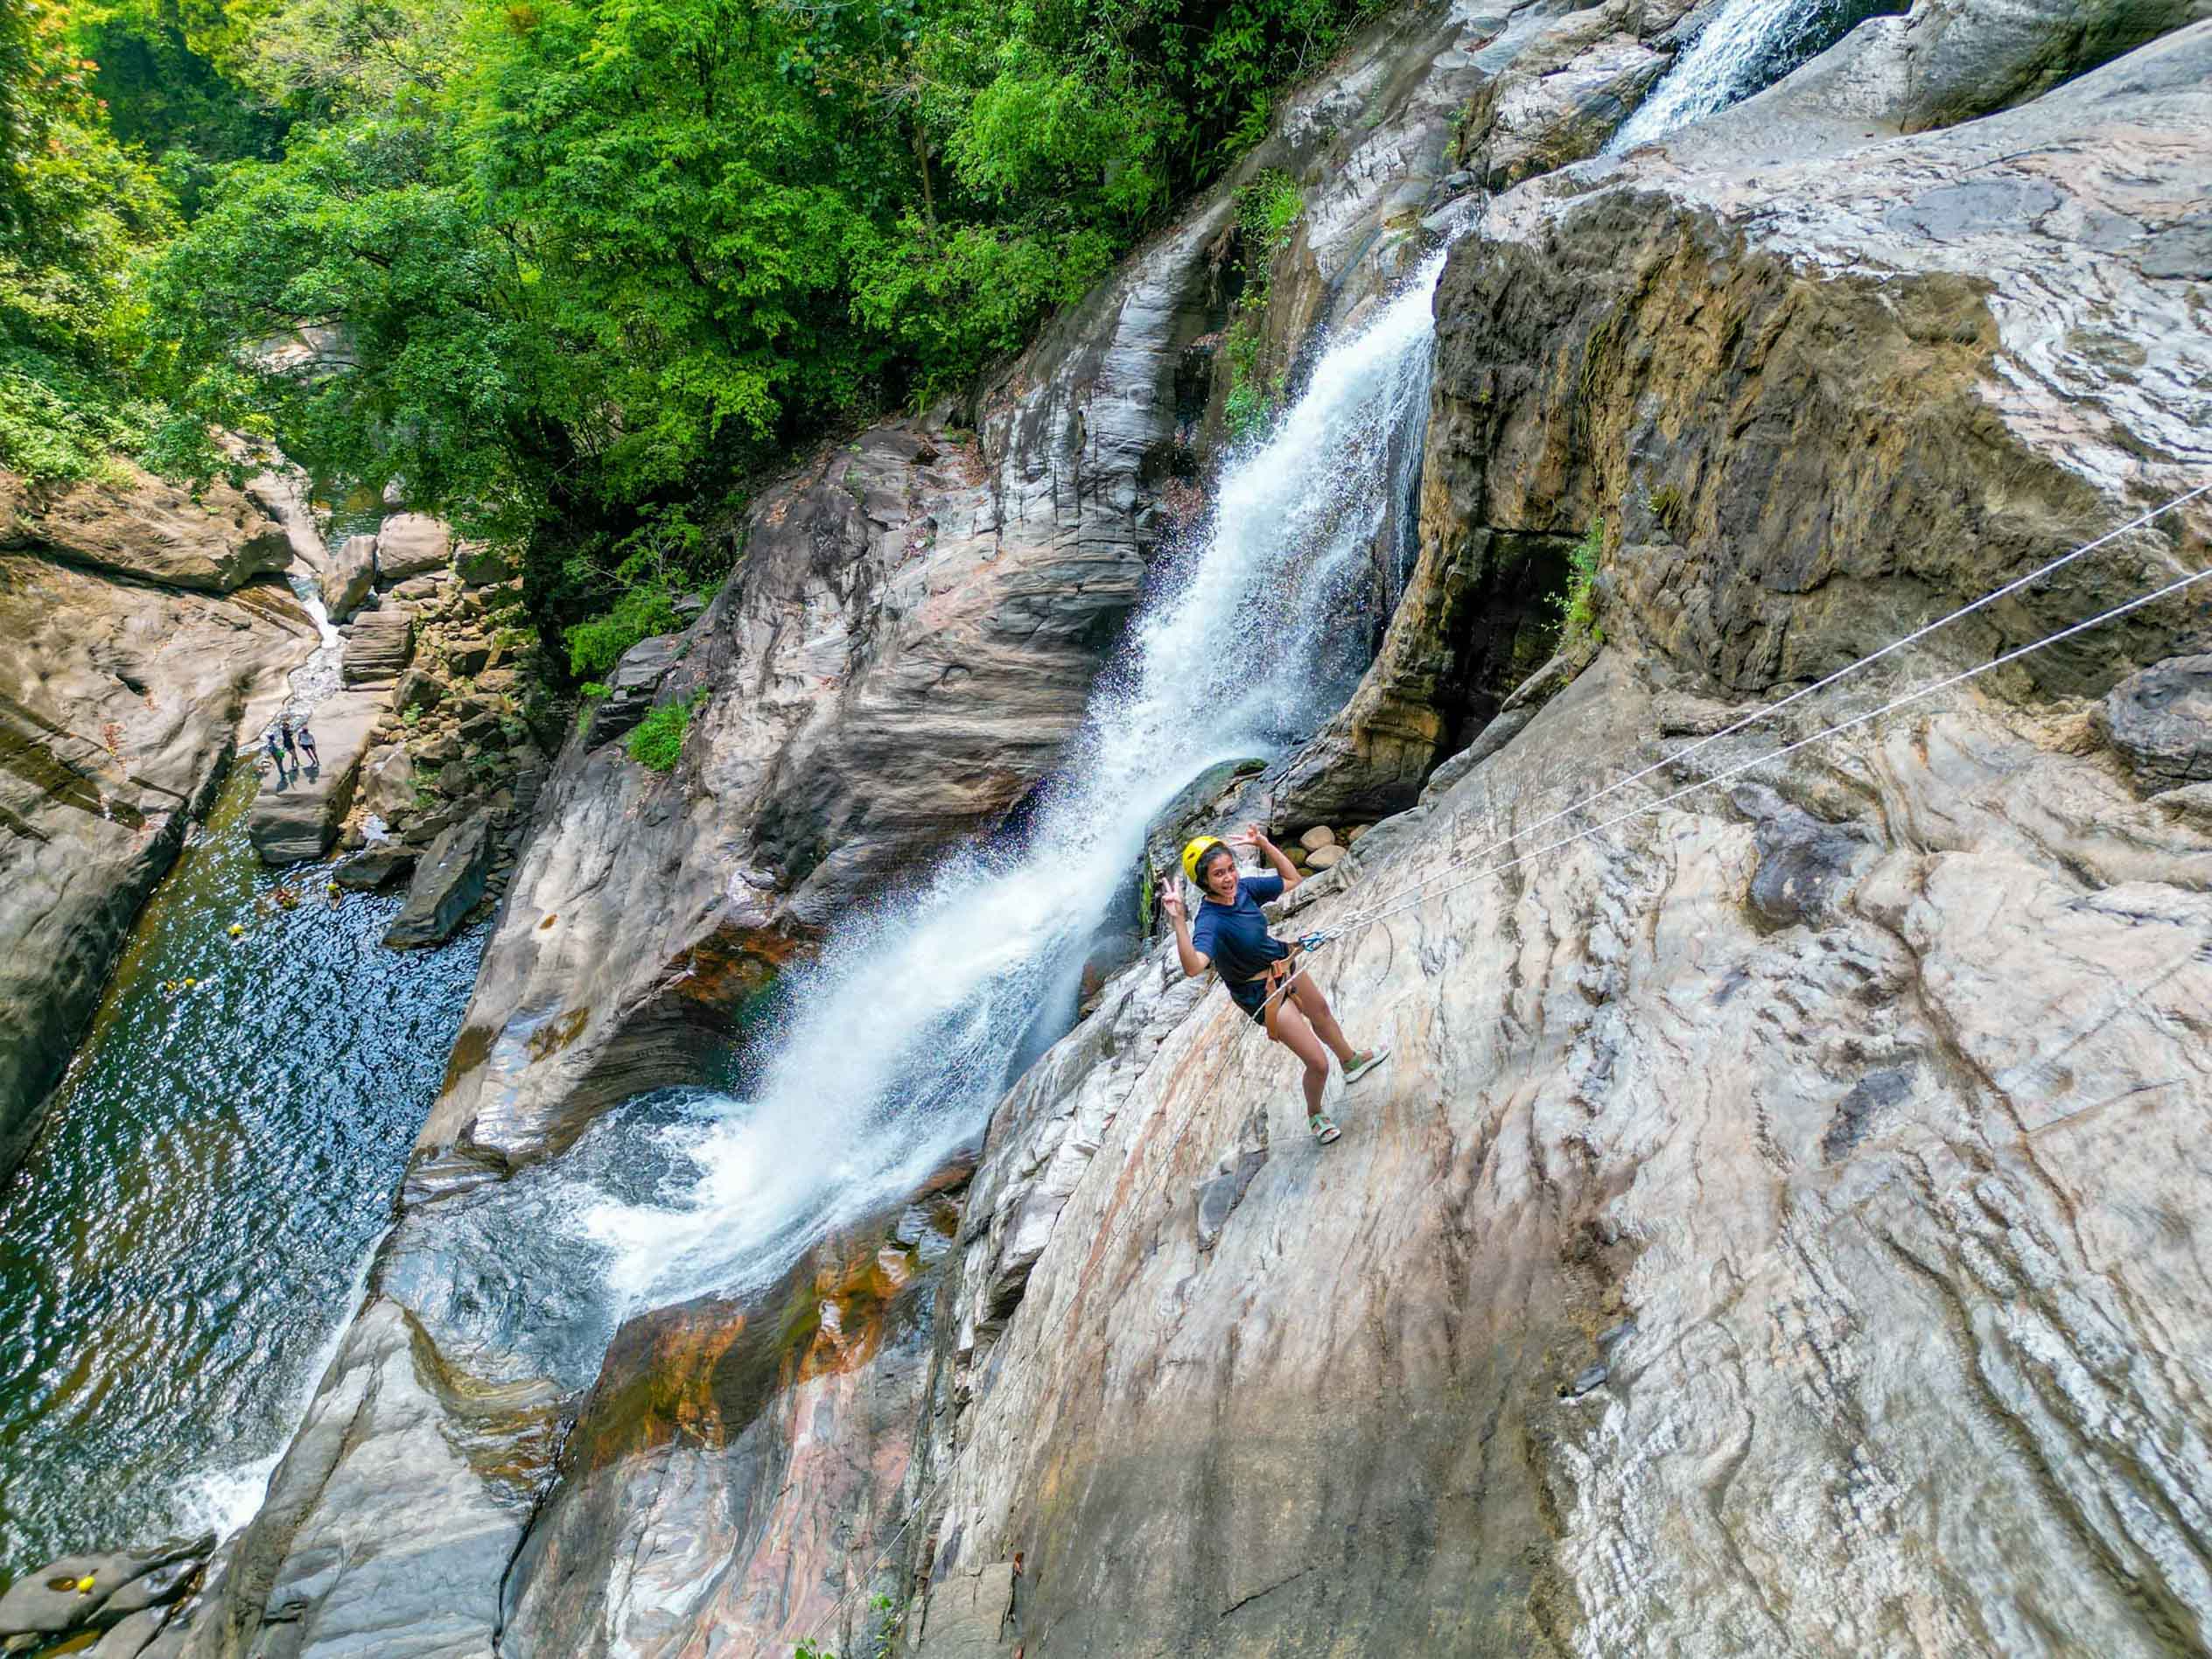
1180, 836, 1223, 884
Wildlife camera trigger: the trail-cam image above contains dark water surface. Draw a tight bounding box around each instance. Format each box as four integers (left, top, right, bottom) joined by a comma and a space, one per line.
0, 766, 486, 1586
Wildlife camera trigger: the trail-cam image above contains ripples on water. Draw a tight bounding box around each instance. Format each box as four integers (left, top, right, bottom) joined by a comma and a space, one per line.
0, 767, 487, 1586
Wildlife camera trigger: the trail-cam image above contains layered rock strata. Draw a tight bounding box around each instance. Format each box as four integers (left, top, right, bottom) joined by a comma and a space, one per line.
0, 542, 315, 1166
0, 465, 294, 594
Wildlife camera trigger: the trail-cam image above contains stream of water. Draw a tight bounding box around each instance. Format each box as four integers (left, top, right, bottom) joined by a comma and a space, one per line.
0, 766, 488, 1586
571, 250, 1452, 1311
1608, 0, 1901, 150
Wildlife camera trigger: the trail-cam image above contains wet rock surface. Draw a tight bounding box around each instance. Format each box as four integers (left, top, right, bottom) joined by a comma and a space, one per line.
154, 6, 2212, 1657
496, 1180, 963, 1656
0, 1534, 211, 1650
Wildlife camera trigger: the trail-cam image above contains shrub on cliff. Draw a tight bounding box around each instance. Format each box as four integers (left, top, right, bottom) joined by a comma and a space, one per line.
626, 687, 704, 772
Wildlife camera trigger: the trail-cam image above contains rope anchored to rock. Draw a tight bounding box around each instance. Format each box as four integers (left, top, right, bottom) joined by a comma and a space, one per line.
1251, 478, 2212, 1017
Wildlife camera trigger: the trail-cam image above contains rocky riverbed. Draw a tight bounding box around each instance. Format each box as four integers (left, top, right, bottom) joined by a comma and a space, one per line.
6, 0, 2210, 1655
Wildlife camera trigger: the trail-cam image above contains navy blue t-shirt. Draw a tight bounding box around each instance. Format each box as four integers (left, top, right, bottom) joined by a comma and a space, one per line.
1192, 874, 1287, 985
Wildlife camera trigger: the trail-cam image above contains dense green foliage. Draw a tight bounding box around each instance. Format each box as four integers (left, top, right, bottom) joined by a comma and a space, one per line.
626, 686, 704, 771
8, 0, 1374, 668
1220, 166, 1300, 441
1555, 516, 1604, 644
0, 0, 180, 478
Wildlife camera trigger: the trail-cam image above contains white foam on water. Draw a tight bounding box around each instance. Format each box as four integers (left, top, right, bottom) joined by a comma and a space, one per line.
176, 1450, 286, 1542
1609, 0, 1834, 151
579, 250, 1452, 1312
169, 1224, 387, 1545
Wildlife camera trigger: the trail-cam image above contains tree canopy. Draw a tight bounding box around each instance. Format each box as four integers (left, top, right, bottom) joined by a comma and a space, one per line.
9, 0, 1374, 666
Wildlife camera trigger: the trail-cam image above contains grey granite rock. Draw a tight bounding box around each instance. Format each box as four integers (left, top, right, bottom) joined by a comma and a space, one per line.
244, 690, 387, 866
372, 513, 452, 581
382, 809, 494, 947
2099, 652, 2212, 790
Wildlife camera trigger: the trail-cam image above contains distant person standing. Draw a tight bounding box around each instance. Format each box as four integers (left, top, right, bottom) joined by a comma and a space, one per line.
262, 725, 285, 779
296, 721, 318, 766
279, 718, 298, 763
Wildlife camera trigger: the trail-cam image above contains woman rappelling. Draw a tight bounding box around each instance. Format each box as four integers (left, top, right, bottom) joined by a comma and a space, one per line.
1160, 825, 1390, 1144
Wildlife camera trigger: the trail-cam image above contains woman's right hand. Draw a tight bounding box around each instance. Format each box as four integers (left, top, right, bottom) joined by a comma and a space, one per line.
1158, 883, 1185, 925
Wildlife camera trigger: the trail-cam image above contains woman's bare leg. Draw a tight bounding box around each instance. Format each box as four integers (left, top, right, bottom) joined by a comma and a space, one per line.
1288, 976, 1358, 1066
1267, 998, 1333, 1117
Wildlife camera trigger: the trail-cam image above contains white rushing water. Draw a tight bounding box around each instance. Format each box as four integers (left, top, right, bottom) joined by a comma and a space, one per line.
1608, 0, 1840, 151
581, 251, 1451, 1309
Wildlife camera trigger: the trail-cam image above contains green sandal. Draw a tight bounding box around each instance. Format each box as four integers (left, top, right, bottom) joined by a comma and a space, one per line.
1309, 1111, 1341, 1145
1341, 1041, 1392, 1087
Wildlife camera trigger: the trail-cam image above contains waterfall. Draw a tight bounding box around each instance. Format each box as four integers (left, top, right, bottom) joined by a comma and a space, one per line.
1607, 0, 1887, 151
578, 252, 1452, 1309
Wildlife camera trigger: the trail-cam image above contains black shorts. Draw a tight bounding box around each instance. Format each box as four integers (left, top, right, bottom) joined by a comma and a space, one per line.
1228, 959, 1292, 1026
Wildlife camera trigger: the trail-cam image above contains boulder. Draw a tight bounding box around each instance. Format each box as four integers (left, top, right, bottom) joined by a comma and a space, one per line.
2099, 653, 2212, 792
374, 513, 452, 581
444, 639, 492, 677
383, 808, 494, 947
1304, 842, 1345, 869
342, 606, 414, 684
328, 533, 377, 621
579, 632, 684, 751
1464, 12, 1672, 188
393, 668, 444, 712
242, 458, 331, 583
454, 541, 514, 585
0, 465, 292, 593
356, 743, 419, 819
1298, 824, 1336, 850
0, 1534, 209, 1644
335, 844, 417, 890
245, 690, 387, 865
389, 572, 444, 604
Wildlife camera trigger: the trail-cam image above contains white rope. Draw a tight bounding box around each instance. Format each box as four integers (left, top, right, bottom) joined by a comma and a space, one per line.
1322, 480, 2212, 928
1253, 544, 2212, 1014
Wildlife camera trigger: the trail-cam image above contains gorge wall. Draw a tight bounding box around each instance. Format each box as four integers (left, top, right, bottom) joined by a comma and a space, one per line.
0, 463, 318, 1167
89, 0, 2212, 1655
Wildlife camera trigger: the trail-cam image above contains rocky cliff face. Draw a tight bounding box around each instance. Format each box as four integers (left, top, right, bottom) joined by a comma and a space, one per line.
160, 4, 2212, 1656
0, 466, 318, 1167
888, 21, 2212, 1656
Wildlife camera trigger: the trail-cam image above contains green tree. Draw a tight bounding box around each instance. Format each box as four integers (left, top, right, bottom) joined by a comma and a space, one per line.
0, 0, 182, 479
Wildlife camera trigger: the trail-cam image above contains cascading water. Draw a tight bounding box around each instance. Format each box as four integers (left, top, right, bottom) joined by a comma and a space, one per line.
1607, 0, 1900, 151
577, 251, 1452, 1310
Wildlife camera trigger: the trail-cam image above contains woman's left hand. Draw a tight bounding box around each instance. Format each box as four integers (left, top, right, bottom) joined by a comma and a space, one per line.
1227, 822, 1268, 850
